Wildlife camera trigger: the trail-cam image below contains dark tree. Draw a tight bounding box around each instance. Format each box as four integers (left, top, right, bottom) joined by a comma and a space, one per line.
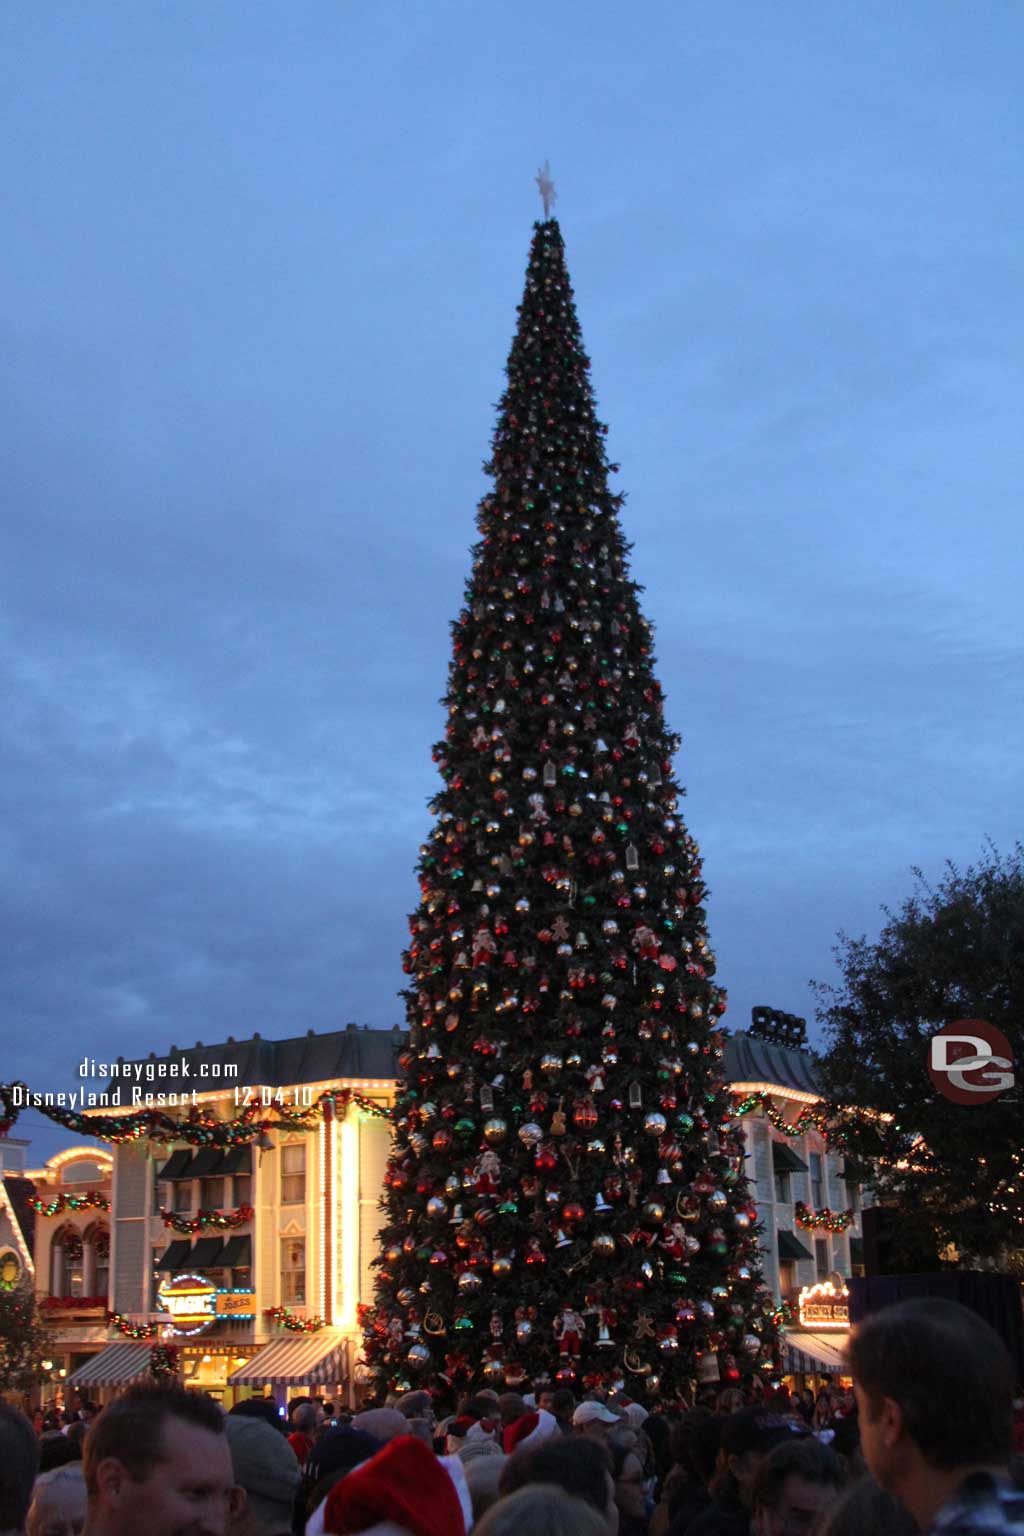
0, 1278, 46, 1394
359, 220, 778, 1402
816, 842, 1024, 1269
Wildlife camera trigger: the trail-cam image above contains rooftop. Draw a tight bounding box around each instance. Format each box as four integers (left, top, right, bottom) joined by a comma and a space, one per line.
722, 1029, 822, 1098
106, 1024, 404, 1095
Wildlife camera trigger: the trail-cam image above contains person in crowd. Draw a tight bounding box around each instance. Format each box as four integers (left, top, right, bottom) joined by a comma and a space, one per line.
748, 1437, 844, 1536
794, 1393, 815, 1430
223, 1417, 300, 1536
500, 1436, 619, 1534
304, 1425, 381, 1509
716, 1394, 744, 1419
395, 1392, 434, 1427
574, 1404, 621, 1446
847, 1297, 1024, 1535
229, 1400, 288, 1436
608, 1434, 648, 1536
63, 1425, 87, 1455
76, 1408, 100, 1429
536, 1390, 556, 1415
816, 1475, 918, 1536
81, 1383, 236, 1536
551, 1392, 576, 1437
462, 1453, 507, 1524
505, 1411, 561, 1456
474, 1484, 611, 1536
350, 1409, 408, 1445
642, 1417, 674, 1490
498, 1397, 528, 1448
650, 1410, 713, 1536
38, 1438, 82, 1475
1, 1401, 40, 1536
26, 1463, 87, 1536
287, 1402, 322, 1467
319, 1433, 470, 1536
687, 1411, 807, 1536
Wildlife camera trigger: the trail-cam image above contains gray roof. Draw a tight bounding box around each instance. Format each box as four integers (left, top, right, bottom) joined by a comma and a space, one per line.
722, 1030, 823, 1097
109, 1024, 404, 1093
109, 1023, 819, 1099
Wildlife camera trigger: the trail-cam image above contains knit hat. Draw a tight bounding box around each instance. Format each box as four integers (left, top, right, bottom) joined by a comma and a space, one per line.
307, 1425, 383, 1485
352, 1409, 410, 1444
224, 1416, 300, 1534
323, 1435, 467, 1536
504, 1409, 559, 1453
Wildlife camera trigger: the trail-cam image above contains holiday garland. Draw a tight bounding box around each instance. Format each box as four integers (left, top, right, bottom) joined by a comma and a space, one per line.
731, 1090, 840, 1143
794, 1201, 855, 1233
107, 1310, 157, 1340
265, 1305, 325, 1333
0, 1082, 391, 1147
150, 1343, 179, 1379
160, 1204, 253, 1234
29, 1191, 111, 1216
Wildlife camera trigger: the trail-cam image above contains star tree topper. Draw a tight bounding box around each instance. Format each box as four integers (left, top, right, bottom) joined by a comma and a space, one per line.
535, 160, 556, 218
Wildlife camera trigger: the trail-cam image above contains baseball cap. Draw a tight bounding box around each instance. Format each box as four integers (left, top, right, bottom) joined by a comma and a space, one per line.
224, 1416, 300, 1532
572, 1401, 620, 1428
721, 1409, 810, 1458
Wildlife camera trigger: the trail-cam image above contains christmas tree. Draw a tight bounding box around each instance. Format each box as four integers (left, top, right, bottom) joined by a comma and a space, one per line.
360, 215, 778, 1403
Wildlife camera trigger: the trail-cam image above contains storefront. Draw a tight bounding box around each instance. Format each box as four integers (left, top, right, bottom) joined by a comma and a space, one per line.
781, 1275, 851, 1386
228, 1328, 349, 1409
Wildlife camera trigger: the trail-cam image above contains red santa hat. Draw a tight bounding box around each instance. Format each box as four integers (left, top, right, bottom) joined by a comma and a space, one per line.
323, 1435, 467, 1536
503, 1408, 559, 1454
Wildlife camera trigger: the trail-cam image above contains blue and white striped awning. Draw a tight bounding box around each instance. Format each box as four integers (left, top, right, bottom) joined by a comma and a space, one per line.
66, 1343, 153, 1388
781, 1331, 848, 1375
227, 1329, 345, 1386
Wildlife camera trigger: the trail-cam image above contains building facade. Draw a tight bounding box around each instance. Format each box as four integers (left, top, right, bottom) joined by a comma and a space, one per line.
67, 1025, 400, 1406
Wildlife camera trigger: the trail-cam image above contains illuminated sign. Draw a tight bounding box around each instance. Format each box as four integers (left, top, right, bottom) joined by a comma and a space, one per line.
797, 1274, 849, 1330
157, 1275, 256, 1336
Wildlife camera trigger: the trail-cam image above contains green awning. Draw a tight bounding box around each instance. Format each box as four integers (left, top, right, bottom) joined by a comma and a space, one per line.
157, 1150, 194, 1180
219, 1145, 252, 1175
219, 1235, 252, 1268
778, 1230, 813, 1261
157, 1239, 192, 1271
188, 1237, 226, 1269
772, 1141, 808, 1173
188, 1148, 226, 1178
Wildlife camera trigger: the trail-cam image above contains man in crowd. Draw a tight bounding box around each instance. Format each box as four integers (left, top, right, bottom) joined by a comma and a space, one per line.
287, 1402, 322, 1467
82, 1383, 236, 1536
687, 1410, 806, 1536
848, 1297, 1024, 1536
748, 1438, 844, 1536
0, 1401, 39, 1536
572, 1401, 620, 1445
224, 1417, 300, 1536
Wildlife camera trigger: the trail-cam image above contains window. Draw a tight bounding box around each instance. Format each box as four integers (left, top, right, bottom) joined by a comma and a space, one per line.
814, 1238, 829, 1280
849, 1237, 865, 1278
200, 1177, 225, 1210
773, 1169, 790, 1204
173, 1182, 193, 1213
233, 1174, 252, 1208
281, 1238, 305, 1304
845, 1180, 860, 1214
778, 1260, 795, 1297
281, 1144, 306, 1205
809, 1152, 824, 1208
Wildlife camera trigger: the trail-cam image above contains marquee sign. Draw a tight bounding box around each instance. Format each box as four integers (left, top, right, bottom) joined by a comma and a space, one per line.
797, 1274, 849, 1330
157, 1275, 256, 1336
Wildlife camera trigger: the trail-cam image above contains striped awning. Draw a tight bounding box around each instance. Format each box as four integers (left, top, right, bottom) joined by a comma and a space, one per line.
66, 1343, 153, 1388
227, 1329, 346, 1387
782, 1331, 848, 1375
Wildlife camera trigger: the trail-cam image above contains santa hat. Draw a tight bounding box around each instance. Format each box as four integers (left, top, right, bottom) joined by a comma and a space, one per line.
323, 1436, 468, 1536
504, 1409, 559, 1454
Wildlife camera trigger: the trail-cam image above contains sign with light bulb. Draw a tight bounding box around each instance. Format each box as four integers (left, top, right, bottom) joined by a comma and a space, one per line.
157, 1274, 256, 1336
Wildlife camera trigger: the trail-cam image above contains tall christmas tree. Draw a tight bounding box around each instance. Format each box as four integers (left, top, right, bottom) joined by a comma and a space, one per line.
361, 210, 778, 1402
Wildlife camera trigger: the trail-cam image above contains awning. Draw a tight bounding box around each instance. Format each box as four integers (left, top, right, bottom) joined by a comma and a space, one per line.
220, 1145, 252, 1175
219, 1235, 252, 1268
782, 1331, 848, 1375
778, 1230, 813, 1261
772, 1141, 808, 1173
228, 1329, 346, 1387
188, 1148, 225, 1178
67, 1343, 152, 1388
188, 1237, 226, 1268
157, 1150, 194, 1181
157, 1239, 193, 1271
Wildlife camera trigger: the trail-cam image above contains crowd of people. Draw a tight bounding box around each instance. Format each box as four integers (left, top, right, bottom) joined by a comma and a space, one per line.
2, 1299, 1022, 1536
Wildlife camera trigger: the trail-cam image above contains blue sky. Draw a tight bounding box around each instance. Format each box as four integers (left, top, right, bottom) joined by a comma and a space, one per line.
2, 2, 1021, 1159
